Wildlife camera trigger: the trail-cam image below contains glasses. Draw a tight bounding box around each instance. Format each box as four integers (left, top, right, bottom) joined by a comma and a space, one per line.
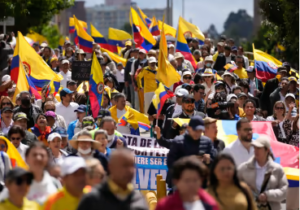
15, 176, 32, 186
184, 100, 195, 104
1, 102, 11, 106
45, 109, 55, 112
183, 77, 192, 80
11, 137, 21, 141
275, 107, 285, 110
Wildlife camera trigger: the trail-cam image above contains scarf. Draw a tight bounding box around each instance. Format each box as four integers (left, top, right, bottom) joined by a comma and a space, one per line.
34, 124, 52, 145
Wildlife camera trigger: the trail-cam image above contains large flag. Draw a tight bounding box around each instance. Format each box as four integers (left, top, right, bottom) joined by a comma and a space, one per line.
58, 37, 65, 51
178, 16, 205, 44
153, 83, 174, 117
108, 28, 132, 53
89, 53, 104, 118
11, 32, 62, 94
176, 21, 197, 70
149, 16, 160, 36
74, 16, 94, 53
172, 119, 299, 187
0, 136, 28, 169
253, 44, 282, 83
45, 78, 57, 98
100, 48, 127, 67
130, 7, 156, 52
90, 23, 110, 50
118, 108, 151, 131
158, 20, 176, 37
69, 17, 87, 34
157, 21, 181, 87
138, 7, 152, 27
26, 30, 48, 44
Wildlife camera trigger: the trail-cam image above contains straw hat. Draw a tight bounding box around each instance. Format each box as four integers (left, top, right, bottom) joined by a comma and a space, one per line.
69, 138, 100, 150
202, 68, 214, 77
174, 52, 184, 59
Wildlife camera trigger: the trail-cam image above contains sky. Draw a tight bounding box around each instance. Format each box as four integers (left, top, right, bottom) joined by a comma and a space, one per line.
82, 0, 253, 33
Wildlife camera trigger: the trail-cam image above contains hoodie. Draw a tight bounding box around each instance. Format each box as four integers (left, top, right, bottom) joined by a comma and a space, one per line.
103, 52, 117, 74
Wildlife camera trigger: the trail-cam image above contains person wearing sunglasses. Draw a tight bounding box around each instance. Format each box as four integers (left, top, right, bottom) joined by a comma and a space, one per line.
266, 101, 293, 144
0, 107, 13, 135
0, 96, 13, 110
8, 125, 27, 160
173, 70, 194, 92
0, 168, 39, 210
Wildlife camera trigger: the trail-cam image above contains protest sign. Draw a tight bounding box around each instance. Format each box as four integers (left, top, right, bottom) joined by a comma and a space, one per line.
71, 61, 92, 80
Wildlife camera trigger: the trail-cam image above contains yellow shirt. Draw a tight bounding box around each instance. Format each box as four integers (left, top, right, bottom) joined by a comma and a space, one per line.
137, 66, 158, 93
234, 67, 248, 79
42, 187, 81, 210
239, 107, 246, 117
0, 198, 40, 210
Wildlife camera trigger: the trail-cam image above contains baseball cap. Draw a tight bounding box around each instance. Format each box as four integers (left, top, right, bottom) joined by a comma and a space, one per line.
148, 57, 157, 64
288, 77, 297, 83
61, 157, 87, 177
13, 112, 28, 121
215, 81, 225, 88
182, 95, 195, 104
82, 116, 95, 127
188, 115, 205, 131
285, 93, 295, 100
40, 43, 48, 48
203, 117, 217, 125
56, 127, 68, 137
182, 71, 192, 77
47, 132, 62, 142
238, 93, 248, 99
5, 167, 34, 182
97, 109, 111, 119
176, 88, 189, 97
125, 40, 132, 46
204, 56, 214, 62
62, 59, 70, 65
64, 40, 71, 45
45, 111, 56, 118
168, 44, 175, 48
60, 88, 73, 97
217, 42, 225, 47
246, 66, 255, 73
227, 93, 237, 102
251, 135, 270, 149
231, 46, 238, 51
67, 80, 77, 86
2, 107, 12, 113
139, 49, 146, 54
74, 105, 87, 113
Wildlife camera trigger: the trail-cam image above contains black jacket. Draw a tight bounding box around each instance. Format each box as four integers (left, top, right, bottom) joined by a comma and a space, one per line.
13, 105, 43, 129
77, 181, 148, 210
166, 133, 216, 187
269, 87, 282, 115
212, 138, 225, 152
214, 53, 236, 71
260, 78, 279, 115
124, 57, 135, 84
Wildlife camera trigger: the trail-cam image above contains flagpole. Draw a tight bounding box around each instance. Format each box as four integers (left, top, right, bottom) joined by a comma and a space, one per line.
85, 81, 90, 116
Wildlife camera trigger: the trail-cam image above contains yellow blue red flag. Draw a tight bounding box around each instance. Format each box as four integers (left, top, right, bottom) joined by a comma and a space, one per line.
89, 53, 104, 118
100, 48, 127, 67
69, 17, 87, 33
158, 20, 176, 37
90, 23, 110, 51
108, 28, 132, 53
74, 16, 94, 53
149, 16, 160, 36
178, 16, 205, 44
153, 83, 174, 117
138, 7, 152, 27
26, 30, 48, 44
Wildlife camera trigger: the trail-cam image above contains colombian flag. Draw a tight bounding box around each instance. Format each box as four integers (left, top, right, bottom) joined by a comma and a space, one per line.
153, 83, 174, 117
11, 32, 62, 96
100, 48, 127, 67
108, 28, 132, 54
90, 23, 111, 51
89, 53, 104, 118
131, 7, 156, 52
158, 20, 176, 38
178, 16, 205, 44
253, 44, 282, 83
117, 108, 151, 132
69, 17, 87, 34
149, 16, 160, 36
176, 21, 197, 70
138, 7, 152, 27
45, 78, 57, 98
74, 16, 94, 53
172, 119, 299, 187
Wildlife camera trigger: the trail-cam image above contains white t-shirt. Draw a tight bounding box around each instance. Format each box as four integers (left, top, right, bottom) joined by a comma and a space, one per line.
266, 116, 286, 138
279, 91, 285, 102
117, 109, 131, 134
17, 143, 28, 160
183, 200, 205, 210
115, 69, 125, 83
55, 102, 79, 126
58, 70, 72, 88
203, 83, 215, 95
255, 161, 267, 191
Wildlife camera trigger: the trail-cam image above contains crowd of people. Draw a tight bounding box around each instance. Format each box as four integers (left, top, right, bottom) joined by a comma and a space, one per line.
0, 31, 299, 210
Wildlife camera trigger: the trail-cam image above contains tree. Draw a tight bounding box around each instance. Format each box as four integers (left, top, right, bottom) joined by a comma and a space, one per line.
259, 0, 299, 65
122, 22, 132, 35
1, 0, 74, 35
31, 24, 61, 49
222, 10, 253, 45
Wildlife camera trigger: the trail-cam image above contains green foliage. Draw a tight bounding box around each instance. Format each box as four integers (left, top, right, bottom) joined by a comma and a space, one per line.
123, 22, 132, 35
222, 10, 253, 45
31, 24, 61, 48
259, 0, 299, 65
1, 0, 75, 35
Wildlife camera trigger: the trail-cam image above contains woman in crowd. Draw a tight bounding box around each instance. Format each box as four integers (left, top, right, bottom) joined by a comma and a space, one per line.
202, 68, 215, 96
207, 153, 256, 210
155, 156, 219, 210
173, 71, 194, 92
104, 77, 119, 93
69, 130, 108, 172
243, 99, 265, 121
266, 101, 293, 143
102, 52, 117, 74
0, 96, 14, 110
94, 129, 111, 159
28, 113, 52, 146
289, 114, 299, 147
47, 132, 68, 166
238, 135, 288, 210
100, 92, 111, 110
222, 71, 236, 93
8, 125, 28, 160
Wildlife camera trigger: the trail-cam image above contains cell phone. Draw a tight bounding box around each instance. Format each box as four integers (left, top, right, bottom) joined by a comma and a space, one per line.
198, 151, 205, 157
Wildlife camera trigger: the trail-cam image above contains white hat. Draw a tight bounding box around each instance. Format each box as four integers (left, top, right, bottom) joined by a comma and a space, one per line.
47, 133, 61, 142
176, 88, 189, 97
40, 43, 48, 48
174, 52, 184, 59
62, 59, 70, 65
222, 71, 234, 78
251, 135, 270, 149
227, 93, 237, 102
168, 44, 175, 48
202, 68, 214, 77
139, 49, 146, 54
182, 71, 192, 77
168, 54, 175, 62
285, 93, 295, 100
204, 56, 213, 62
61, 157, 87, 177
148, 57, 157, 63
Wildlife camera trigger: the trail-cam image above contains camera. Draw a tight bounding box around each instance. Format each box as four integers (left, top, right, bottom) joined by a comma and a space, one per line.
207, 92, 234, 119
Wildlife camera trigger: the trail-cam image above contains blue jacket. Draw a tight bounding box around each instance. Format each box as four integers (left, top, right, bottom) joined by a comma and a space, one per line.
166, 133, 216, 187
67, 119, 78, 140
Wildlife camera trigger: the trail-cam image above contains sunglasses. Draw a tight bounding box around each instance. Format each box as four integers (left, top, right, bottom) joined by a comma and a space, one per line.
183, 77, 192, 80
275, 107, 285, 110
45, 109, 55, 112
15, 176, 32, 186
11, 137, 21, 141
184, 100, 195, 104
1, 102, 11, 106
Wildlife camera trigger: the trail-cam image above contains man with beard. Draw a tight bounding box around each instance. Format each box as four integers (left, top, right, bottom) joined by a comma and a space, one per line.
203, 117, 225, 152
223, 118, 254, 167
